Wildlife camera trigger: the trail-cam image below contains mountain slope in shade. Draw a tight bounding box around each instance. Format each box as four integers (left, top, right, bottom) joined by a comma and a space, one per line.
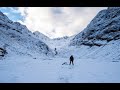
70, 7, 120, 47
0, 11, 53, 57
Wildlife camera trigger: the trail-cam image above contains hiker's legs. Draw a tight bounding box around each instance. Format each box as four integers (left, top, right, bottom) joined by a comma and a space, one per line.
72, 60, 74, 65
69, 60, 71, 65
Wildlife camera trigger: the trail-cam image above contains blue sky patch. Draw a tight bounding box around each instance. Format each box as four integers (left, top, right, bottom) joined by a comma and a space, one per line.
0, 7, 24, 22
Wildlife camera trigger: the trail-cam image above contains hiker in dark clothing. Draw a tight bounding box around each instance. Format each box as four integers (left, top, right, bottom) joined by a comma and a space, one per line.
54, 48, 57, 55
69, 55, 74, 65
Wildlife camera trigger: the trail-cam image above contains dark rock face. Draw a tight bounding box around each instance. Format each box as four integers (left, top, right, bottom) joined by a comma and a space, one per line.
0, 11, 53, 56
0, 48, 7, 57
70, 7, 120, 47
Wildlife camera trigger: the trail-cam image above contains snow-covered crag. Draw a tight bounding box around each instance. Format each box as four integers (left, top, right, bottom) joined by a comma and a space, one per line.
66, 7, 120, 61
33, 31, 50, 43
0, 11, 53, 57
70, 7, 120, 47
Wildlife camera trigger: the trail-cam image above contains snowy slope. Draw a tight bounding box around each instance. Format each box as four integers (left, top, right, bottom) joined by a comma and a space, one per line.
65, 7, 120, 61
43, 35, 75, 56
0, 11, 53, 58
49, 36, 74, 49
32, 30, 75, 56
33, 31, 50, 43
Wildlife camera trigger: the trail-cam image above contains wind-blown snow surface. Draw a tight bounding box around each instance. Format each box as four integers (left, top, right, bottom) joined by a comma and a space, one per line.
0, 48, 120, 83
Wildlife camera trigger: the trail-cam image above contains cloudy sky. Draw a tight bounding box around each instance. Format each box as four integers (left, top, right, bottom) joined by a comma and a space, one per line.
0, 7, 107, 39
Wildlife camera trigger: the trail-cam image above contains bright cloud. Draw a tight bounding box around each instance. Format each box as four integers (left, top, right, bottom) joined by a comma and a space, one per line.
1, 7, 107, 39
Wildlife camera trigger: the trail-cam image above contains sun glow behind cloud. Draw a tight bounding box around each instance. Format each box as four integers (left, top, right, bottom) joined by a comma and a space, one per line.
0, 7, 107, 39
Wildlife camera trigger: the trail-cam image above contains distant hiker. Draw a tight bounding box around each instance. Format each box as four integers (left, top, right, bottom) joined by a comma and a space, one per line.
69, 55, 74, 65
45, 52, 48, 55
54, 48, 57, 55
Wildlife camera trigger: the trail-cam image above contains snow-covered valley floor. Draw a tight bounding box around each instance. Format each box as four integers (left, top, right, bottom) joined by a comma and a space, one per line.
0, 54, 120, 83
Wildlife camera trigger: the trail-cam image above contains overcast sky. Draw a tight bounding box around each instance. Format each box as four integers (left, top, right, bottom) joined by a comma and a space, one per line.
0, 7, 107, 39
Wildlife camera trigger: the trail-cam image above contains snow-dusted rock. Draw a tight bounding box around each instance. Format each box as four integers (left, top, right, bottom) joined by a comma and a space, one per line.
70, 7, 120, 47
0, 11, 53, 56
